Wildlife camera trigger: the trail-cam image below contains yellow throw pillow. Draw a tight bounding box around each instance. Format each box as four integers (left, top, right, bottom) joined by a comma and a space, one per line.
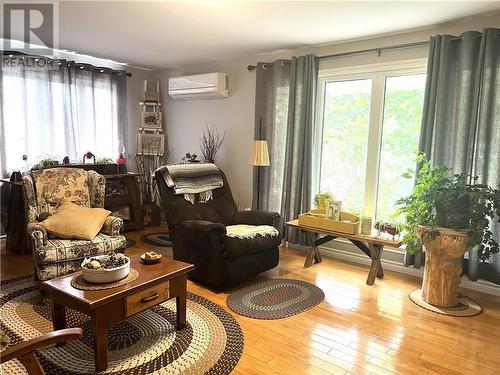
41, 201, 111, 240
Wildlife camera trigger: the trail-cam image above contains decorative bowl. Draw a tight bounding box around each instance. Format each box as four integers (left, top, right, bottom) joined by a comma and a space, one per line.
81, 255, 130, 283
140, 252, 162, 264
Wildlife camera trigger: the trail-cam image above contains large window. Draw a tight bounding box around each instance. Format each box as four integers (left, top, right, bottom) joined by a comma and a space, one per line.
318, 62, 426, 221
320, 79, 371, 212
376, 74, 426, 220
0, 60, 127, 178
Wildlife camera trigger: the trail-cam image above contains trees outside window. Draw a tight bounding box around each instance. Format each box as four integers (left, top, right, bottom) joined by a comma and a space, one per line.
317, 61, 427, 223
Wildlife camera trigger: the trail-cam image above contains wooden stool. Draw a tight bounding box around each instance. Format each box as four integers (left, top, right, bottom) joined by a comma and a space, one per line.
418, 226, 469, 307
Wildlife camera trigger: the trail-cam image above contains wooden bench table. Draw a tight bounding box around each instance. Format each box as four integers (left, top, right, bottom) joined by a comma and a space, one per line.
286, 219, 402, 285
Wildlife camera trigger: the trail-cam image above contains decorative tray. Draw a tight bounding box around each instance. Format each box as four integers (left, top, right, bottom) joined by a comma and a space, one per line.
298, 209, 360, 234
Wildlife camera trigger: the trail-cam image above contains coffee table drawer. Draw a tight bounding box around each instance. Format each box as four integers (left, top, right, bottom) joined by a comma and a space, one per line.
125, 282, 169, 317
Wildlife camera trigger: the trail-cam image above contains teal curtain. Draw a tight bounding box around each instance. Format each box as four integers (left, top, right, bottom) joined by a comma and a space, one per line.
418, 28, 500, 283
253, 55, 319, 244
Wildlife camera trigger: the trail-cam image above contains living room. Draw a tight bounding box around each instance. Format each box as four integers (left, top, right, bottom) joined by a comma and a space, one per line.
1, 1, 500, 374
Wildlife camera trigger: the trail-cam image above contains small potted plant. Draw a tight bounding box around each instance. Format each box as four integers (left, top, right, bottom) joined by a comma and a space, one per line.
182, 153, 200, 163
33, 155, 60, 169
313, 192, 334, 211
375, 220, 401, 240
396, 153, 500, 306
95, 157, 113, 164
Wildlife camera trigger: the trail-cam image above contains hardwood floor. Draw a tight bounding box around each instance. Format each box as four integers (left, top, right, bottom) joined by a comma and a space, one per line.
2, 226, 500, 375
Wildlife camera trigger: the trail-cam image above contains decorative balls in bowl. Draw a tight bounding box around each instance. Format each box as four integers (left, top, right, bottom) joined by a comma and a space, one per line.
81, 253, 130, 283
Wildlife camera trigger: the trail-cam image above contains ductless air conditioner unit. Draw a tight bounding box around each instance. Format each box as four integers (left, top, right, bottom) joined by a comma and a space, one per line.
168, 72, 229, 100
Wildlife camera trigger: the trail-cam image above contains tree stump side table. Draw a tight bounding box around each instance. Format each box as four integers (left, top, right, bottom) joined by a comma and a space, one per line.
418, 226, 469, 307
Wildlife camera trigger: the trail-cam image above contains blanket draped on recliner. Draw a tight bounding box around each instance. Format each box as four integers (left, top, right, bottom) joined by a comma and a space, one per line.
156, 163, 223, 204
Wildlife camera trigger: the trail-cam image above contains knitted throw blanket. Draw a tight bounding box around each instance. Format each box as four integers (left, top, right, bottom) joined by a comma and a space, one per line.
225, 224, 279, 239
156, 163, 223, 204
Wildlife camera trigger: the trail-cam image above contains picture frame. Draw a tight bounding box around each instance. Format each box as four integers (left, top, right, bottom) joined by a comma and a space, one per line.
141, 111, 162, 129
325, 200, 342, 221
138, 133, 165, 155
144, 91, 160, 102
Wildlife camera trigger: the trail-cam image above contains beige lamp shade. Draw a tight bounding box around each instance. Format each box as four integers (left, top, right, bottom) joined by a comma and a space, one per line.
249, 140, 270, 166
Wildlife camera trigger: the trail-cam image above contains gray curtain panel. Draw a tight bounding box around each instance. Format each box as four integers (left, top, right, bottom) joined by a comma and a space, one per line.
417, 28, 500, 283
253, 55, 319, 244
0, 56, 128, 178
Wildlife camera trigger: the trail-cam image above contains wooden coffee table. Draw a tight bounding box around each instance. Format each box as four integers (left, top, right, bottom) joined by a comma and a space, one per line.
42, 256, 194, 372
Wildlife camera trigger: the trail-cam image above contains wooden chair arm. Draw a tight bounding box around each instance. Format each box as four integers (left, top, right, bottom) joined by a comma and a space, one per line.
1, 328, 82, 363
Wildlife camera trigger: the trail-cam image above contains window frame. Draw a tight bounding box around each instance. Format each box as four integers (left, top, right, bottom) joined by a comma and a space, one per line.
315, 58, 428, 219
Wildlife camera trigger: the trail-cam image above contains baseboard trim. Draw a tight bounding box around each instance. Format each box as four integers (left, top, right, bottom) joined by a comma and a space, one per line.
316, 245, 500, 297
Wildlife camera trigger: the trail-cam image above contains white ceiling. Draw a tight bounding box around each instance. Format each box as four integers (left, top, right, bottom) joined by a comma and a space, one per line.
8, 1, 500, 70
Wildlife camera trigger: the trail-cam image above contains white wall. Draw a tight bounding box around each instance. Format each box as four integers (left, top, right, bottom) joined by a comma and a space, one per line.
151, 15, 500, 210
153, 60, 257, 208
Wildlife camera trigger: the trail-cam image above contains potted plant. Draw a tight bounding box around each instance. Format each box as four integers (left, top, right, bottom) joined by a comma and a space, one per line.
313, 192, 334, 211
182, 153, 200, 163
33, 155, 60, 169
396, 153, 500, 306
374, 220, 401, 240
95, 157, 114, 164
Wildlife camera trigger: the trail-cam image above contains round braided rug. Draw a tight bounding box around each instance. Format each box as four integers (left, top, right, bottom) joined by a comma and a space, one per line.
227, 279, 324, 319
140, 232, 172, 247
70, 268, 140, 291
0, 275, 244, 374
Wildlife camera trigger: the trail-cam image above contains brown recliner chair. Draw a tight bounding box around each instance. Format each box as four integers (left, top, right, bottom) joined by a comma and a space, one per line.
155, 169, 280, 288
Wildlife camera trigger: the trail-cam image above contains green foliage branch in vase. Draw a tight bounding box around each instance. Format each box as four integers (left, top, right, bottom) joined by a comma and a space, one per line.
396, 153, 500, 261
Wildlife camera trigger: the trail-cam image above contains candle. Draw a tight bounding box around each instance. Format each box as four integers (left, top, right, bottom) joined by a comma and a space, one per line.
361, 217, 373, 235
156, 80, 160, 92
143, 80, 147, 92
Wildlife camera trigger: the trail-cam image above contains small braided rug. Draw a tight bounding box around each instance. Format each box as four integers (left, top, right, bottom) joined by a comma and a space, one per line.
409, 289, 483, 317
70, 268, 140, 291
0, 275, 244, 374
227, 279, 324, 319
140, 232, 172, 247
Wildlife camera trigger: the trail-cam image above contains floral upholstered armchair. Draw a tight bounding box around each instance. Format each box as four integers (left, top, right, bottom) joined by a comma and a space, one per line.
22, 168, 127, 281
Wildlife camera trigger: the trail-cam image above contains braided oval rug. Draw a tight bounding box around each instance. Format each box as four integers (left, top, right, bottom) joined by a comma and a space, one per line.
227, 279, 325, 320
0, 276, 243, 375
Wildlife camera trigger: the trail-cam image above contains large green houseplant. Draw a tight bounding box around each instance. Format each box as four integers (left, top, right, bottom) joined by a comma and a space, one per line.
396, 154, 500, 261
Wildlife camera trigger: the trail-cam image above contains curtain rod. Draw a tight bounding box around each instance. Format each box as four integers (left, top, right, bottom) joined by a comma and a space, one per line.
2, 50, 132, 77
247, 30, 500, 71
247, 40, 430, 71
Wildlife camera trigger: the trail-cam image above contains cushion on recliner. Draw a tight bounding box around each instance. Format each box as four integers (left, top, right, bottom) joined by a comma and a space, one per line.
223, 230, 281, 259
